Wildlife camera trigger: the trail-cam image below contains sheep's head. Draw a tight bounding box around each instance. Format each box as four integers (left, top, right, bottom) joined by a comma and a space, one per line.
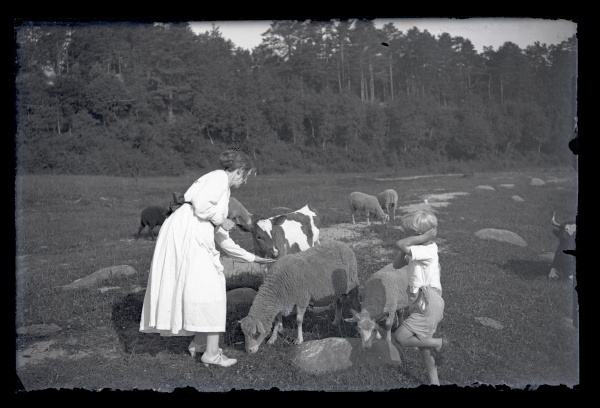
240, 316, 270, 354
344, 309, 389, 349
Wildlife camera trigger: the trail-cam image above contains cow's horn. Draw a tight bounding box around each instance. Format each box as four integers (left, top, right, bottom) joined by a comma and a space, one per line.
551, 212, 561, 227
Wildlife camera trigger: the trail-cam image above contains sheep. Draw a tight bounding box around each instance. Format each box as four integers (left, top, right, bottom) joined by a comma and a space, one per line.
228, 196, 253, 230
344, 264, 410, 349
348, 191, 389, 225
377, 189, 398, 220
239, 240, 360, 354
136, 206, 169, 240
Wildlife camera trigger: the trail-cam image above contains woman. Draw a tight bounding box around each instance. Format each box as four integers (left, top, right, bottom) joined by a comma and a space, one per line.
140, 149, 275, 367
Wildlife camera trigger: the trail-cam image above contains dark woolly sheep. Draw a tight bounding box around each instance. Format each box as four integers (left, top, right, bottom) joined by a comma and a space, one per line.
136, 206, 169, 240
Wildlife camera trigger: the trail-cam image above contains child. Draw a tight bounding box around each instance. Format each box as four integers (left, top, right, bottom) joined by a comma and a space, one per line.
392, 209, 449, 385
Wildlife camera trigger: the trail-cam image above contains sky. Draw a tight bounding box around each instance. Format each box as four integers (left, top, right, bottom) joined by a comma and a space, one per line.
189, 18, 577, 53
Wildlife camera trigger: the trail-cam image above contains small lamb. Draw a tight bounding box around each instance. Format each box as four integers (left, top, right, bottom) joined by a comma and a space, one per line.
228, 196, 253, 230
349, 191, 389, 225
344, 264, 410, 349
136, 206, 169, 240
240, 240, 360, 354
377, 189, 398, 220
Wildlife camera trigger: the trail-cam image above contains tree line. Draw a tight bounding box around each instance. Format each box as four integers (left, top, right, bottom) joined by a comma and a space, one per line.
14, 20, 578, 176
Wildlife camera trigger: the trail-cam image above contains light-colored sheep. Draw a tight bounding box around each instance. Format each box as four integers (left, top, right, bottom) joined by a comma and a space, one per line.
349, 192, 389, 225
136, 206, 168, 240
344, 265, 409, 349
228, 197, 253, 230
239, 240, 359, 354
377, 189, 398, 220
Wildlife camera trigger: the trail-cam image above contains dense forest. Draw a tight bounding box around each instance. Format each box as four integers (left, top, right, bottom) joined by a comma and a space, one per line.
14, 20, 578, 176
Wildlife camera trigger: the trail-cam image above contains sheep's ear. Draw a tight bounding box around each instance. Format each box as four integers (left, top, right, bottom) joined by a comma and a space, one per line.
349, 308, 358, 317
257, 319, 266, 334
373, 311, 389, 323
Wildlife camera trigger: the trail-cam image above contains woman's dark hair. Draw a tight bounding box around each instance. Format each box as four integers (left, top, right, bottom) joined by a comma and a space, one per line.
219, 149, 253, 172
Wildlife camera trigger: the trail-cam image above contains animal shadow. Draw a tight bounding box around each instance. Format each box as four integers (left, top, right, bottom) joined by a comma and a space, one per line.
498, 259, 553, 281
110, 292, 187, 356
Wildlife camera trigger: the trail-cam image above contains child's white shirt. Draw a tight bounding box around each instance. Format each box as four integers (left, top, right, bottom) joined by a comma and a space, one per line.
406, 242, 441, 293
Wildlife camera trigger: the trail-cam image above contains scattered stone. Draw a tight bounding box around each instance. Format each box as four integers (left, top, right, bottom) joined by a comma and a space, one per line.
475, 185, 495, 191
99, 286, 122, 293
16, 323, 62, 337
475, 317, 504, 330
226, 287, 257, 308
290, 337, 401, 374
512, 195, 525, 202
475, 229, 527, 247
499, 184, 515, 188
61, 265, 138, 290
530, 178, 545, 186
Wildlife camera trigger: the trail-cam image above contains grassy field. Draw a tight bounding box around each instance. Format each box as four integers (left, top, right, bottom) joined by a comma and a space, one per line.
14, 166, 580, 393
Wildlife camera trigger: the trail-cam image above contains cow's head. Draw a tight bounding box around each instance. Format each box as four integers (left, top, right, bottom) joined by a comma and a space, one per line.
239, 215, 288, 258
344, 309, 389, 350
551, 212, 576, 238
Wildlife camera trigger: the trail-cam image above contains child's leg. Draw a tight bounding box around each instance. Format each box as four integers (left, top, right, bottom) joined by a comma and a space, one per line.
419, 347, 439, 385
394, 324, 442, 351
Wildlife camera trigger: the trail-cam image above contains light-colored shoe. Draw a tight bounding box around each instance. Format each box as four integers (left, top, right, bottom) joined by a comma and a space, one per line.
200, 350, 237, 367
188, 341, 222, 358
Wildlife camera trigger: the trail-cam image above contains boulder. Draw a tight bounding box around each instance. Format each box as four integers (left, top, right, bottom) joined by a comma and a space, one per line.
290, 337, 401, 374
226, 287, 257, 308
221, 256, 267, 277
61, 265, 137, 290
475, 229, 527, 247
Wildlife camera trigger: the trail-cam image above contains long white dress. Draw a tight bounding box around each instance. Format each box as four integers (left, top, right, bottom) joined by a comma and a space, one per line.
139, 169, 255, 336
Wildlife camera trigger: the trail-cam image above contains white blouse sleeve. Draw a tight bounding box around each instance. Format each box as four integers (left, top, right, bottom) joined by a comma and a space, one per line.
215, 228, 256, 262
185, 171, 227, 226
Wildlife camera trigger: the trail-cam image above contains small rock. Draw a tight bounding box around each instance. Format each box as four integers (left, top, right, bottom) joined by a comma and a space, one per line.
499, 184, 515, 188
16, 323, 62, 337
475, 229, 527, 247
512, 195, 525, 202
475, 316, 504, 330
475, 185, 495, 191
530, 178, 546, 186
62, 265, 137, 290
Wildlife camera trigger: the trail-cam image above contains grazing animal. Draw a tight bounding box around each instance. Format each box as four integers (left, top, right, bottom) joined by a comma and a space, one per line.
344, 264, 410, 349
136, 206, 169, 240
239, 240, 359, 354
238, 205, 320, 259
349, 192, 389, 225
377, 189, 399, 220
548, 212, 576, 279
228, 197, 253, 230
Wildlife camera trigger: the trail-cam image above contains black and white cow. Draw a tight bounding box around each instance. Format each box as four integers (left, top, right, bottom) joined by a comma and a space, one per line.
548, 212, 576, 279
239, 205, 320, 259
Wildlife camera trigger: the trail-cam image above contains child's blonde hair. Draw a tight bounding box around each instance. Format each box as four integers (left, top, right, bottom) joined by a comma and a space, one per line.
401, 210, 437, 234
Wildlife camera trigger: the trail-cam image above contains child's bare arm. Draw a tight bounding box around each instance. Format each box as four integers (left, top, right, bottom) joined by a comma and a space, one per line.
395, 228, 437, 253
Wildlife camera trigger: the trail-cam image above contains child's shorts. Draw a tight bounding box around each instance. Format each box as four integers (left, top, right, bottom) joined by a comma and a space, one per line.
402, 286, 444, 340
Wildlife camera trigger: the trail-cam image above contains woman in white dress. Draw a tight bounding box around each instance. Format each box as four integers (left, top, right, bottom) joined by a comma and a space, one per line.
139, 149, 275, 367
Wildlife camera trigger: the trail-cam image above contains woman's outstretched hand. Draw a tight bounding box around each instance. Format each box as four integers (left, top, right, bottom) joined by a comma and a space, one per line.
254, 256, 276, 264
220, 218, 236, 231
